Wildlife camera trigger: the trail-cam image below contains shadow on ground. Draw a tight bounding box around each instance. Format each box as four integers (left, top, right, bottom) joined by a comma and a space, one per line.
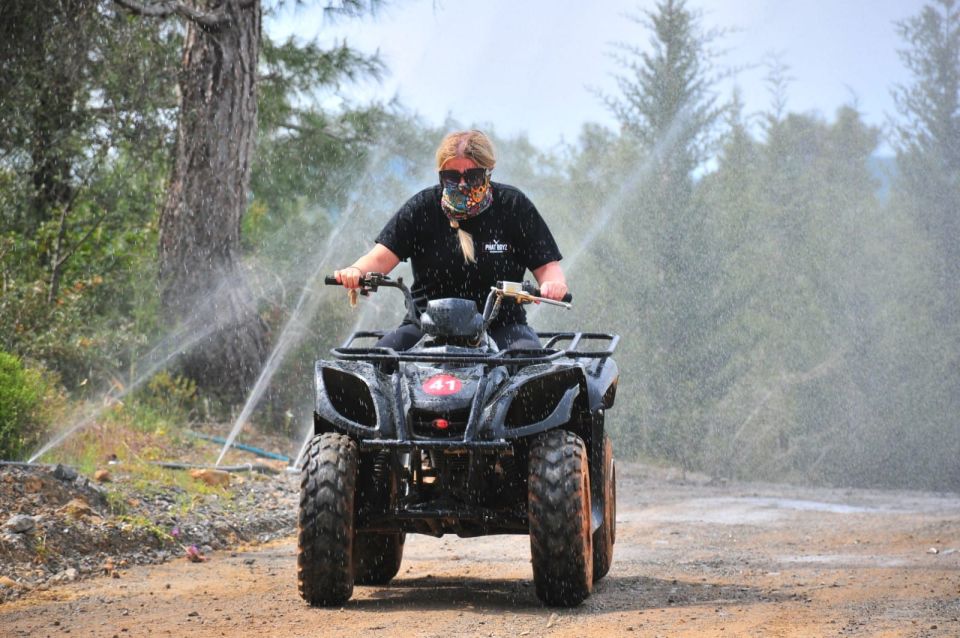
342, 574, 785, 613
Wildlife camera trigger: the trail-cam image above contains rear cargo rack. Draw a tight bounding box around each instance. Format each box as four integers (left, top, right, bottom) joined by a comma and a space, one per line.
331, 331, 618, 364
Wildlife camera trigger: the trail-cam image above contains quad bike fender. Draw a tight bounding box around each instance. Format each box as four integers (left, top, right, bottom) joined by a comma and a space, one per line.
313, 360, 392, 439
482, 363, 587, 440
492, 384, 581, 440
483, 361, 615, 535
589, 414, 610, 533
584, 357, 619, 412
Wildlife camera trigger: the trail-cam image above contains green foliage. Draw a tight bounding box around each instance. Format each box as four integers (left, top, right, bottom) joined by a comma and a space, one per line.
246, 32, 388, 257
0, 2, 179, 242
0, 1, 389, 421
529, 0, 959, 489
892, 0, 960, 164
32, 533, 51, 564
697, 107, 890, 483
243, 108, 442, 429
115, 514, 173, 544
890, 0, 960, 317
120, 372, 199, 432
236, 24, 402, 424
105, 490, 129, 516
881, 0, 960, 488
0, 352, 54, 460
0, 201, 162, 393
0, 1, 175, 395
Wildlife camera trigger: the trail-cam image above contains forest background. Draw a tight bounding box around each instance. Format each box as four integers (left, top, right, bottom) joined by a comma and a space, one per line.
1, 0, 958, 490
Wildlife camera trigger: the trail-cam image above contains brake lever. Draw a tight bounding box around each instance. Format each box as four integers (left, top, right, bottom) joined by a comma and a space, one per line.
364, 272, 384, 291
355, 272, 391, 295
491, 285, 571, 309
532, 296, 571, 309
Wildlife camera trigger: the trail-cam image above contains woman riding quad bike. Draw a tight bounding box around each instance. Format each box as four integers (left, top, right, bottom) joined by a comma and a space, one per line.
298, 131, 619, 607
299, 276, 619, 607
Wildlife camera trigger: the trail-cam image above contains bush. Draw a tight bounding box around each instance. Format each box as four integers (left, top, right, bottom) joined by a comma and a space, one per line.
121, 371, 199, 433
0, 352, 51, 460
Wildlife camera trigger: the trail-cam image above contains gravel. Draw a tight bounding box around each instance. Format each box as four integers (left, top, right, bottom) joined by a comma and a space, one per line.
0, 461, 298, 602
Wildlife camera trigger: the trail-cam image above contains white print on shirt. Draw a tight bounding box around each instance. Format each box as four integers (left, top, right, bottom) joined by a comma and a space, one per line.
484, 239, 509, 254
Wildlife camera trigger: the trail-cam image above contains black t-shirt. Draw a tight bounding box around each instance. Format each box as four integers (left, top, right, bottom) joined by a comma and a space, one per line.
375, 182, 563, 328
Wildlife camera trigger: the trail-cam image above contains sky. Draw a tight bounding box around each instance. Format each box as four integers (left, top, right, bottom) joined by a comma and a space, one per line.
269, 0, 924, 153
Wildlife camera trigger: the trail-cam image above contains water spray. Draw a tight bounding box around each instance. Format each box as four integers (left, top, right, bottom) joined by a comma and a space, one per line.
287, 283, 396, 467
528, 108, 692, 323
25, 263, 302, 462
214, 145, 399, 466
27, 311, 225, 463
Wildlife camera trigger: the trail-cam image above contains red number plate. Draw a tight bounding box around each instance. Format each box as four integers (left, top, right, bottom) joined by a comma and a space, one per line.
422, 374, 463, 396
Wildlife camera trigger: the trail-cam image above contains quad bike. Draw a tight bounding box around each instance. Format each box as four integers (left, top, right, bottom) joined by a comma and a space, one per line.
297, 273, 619, 607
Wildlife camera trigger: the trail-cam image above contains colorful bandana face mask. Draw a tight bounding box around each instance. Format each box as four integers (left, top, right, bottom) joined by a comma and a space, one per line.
440, 168, 493, 221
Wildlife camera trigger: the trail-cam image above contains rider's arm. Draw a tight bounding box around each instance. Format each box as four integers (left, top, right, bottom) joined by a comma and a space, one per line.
532, 261, 569, 301
335, 243, 401, 289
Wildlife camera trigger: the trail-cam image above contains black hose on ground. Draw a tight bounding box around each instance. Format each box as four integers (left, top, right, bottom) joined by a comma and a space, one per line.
184, 430, 291, 463
0, 461, 57, 468
0, 460, 290, 475
148, 461, 282, 475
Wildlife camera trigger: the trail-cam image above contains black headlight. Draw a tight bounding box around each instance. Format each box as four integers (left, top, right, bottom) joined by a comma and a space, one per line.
505, 368, 581, 428
321, 367, 377, 427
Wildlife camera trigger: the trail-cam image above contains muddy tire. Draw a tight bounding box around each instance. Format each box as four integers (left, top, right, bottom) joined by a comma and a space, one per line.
592, 434, 616, 581
297, 433, 357, 606
353, 532, 405, 585
528, 430, 593, 607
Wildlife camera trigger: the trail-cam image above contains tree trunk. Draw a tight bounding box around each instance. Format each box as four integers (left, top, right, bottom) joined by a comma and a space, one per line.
159, 0, 267, 402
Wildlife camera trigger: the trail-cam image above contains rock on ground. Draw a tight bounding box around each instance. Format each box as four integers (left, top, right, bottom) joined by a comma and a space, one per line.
0, 463, 297, 603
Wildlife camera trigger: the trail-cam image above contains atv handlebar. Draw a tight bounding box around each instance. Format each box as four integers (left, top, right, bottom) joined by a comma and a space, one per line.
325, 274, 572, 304
325, 273, 420, 326
326, 273, 571, 331
325, 273, 404, 292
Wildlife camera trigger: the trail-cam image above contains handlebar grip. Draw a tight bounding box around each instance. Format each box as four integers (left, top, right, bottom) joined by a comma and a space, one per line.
523, 282, 573, 303
544, 290, 573, 303
324, 276, 340, 285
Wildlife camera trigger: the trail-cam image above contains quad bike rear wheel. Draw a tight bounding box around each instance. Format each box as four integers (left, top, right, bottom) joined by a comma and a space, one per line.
353, 532, 405, 585
528, 430, 593, 607
353, 450, 405, 585
297, 433, 357, 606
592, 434, 616, 581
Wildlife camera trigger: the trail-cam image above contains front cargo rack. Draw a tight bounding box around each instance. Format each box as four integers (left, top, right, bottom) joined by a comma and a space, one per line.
331, 331, 618, 365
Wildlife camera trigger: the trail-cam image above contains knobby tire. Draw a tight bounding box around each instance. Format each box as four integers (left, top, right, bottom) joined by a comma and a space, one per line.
528, 430, 593, 606
297, 433, 358, 606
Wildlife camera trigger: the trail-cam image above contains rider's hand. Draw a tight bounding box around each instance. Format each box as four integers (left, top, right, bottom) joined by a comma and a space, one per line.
539, 280, 568, 301
334, 267, 363, 289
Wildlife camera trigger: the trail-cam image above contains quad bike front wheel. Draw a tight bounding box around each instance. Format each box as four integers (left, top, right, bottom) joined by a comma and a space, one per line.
297, 433, 358, 606
592, 434, 616, 581
528, 430, 593, 606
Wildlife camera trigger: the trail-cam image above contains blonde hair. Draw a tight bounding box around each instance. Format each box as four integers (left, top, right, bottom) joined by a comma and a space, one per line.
435, 130, 497, 170
435, 131, 496, 264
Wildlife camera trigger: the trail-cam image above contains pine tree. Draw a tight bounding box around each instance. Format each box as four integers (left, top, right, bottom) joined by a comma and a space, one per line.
601, 0, 730, 470
887, 0, 960, 488
891, 0, 960, 316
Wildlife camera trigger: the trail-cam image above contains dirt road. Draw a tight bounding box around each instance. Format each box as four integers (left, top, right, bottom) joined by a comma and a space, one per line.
3, 463, 959, 637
